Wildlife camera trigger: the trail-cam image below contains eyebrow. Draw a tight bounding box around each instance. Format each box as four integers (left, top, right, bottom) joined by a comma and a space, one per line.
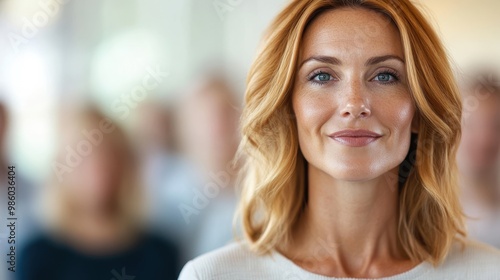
299, 55, 405, 69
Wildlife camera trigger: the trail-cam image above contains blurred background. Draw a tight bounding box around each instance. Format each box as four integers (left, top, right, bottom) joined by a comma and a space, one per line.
0, 0, 499, 279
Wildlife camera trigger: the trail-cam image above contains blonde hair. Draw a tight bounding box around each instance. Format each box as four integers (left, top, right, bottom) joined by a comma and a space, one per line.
236, 0, 465, 265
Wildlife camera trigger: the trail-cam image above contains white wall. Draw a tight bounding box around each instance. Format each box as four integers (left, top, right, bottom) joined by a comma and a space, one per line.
220, 0, 500, 81
0, 0, 498, 181
418, 0, 500, 71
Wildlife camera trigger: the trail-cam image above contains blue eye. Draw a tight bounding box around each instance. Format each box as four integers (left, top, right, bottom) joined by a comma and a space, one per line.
315, 73, 332, 81
309, 72, 333, 84
373, 72, 399, 84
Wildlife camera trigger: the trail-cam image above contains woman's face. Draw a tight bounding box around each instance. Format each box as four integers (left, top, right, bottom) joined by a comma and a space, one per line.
66, 133, 125, 211
458, 91, 500, 178
292, 8, 417, 182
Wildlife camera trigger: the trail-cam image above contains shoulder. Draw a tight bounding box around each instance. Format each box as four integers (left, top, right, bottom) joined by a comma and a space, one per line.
433, 239, 500, 278
179, 242, 277, 280
137, 232, 179, 265
17, 234, 65, 277
19, 234, 61, 256
447, 239, 500, 264
139, 232, 178, 252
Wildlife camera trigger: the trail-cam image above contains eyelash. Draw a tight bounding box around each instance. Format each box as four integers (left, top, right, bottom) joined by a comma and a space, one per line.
374, 70, 400, 85
307, 70, 401, 85
307, 70, 334, 85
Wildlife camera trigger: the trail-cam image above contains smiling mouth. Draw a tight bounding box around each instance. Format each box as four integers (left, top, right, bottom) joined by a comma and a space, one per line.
328, 129, 382, 147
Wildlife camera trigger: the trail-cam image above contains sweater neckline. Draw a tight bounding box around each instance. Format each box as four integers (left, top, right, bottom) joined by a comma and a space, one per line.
270, 250, 432, 280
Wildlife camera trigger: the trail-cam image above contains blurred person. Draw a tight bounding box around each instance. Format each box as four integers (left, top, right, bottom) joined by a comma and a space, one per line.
0, 101, 38, 280
179, 75, 240, 176
177, 74, 241, 259
458, 70, 500, 248
130, 100, 201, 264
17, 105, 179, 280
180, 0, 500, 279
133, 101, 177, 189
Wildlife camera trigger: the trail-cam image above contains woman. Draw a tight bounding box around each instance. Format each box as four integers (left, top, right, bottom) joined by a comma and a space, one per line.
458, 71, 500, 248
18, 106, 179, 280
180, 0, 500, 279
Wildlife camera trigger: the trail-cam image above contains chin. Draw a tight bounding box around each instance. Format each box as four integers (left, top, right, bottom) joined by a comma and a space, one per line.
320, 164, 376, 182
328, 170, 381, 182
322, 159, 399, 183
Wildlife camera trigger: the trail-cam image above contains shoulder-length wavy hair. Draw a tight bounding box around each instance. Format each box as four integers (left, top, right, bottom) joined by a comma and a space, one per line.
41, 105, 144, 238
236, 0, 465, 265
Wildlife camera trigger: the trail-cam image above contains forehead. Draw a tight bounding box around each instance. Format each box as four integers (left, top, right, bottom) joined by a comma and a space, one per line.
300, 7, 403, 59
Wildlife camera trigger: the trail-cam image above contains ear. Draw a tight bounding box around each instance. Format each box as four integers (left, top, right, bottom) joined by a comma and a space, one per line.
411, 114, 419, 134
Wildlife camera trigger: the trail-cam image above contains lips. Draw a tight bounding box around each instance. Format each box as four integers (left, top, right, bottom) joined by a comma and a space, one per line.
328, 129, 382, 147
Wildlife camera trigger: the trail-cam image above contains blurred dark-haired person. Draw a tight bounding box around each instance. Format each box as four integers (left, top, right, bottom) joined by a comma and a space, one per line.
131, 100, 200, 264
17, 106, 179, 280
177, 74, 241, 259
458, 71, 500, 248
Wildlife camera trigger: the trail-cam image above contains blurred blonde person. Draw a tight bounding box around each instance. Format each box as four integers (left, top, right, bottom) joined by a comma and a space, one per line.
18, 105, 179, 280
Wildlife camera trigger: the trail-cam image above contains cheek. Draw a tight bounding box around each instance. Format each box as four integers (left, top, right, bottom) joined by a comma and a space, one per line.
366, 95, 415, 169
377, 95, 415, 136
398, 111, 415, 154
293, 92, 333, 134
293, 92, 334, 152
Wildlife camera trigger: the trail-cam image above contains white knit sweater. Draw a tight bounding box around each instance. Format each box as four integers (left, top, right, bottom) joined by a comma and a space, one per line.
179, 240, 500, 279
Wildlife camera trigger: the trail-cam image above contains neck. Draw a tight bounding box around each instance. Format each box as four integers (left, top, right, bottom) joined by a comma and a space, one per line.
63, 204, 136, 255
285, 165, 414, 277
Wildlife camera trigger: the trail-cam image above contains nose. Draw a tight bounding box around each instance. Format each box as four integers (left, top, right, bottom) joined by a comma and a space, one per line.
339, 81, 371, 118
